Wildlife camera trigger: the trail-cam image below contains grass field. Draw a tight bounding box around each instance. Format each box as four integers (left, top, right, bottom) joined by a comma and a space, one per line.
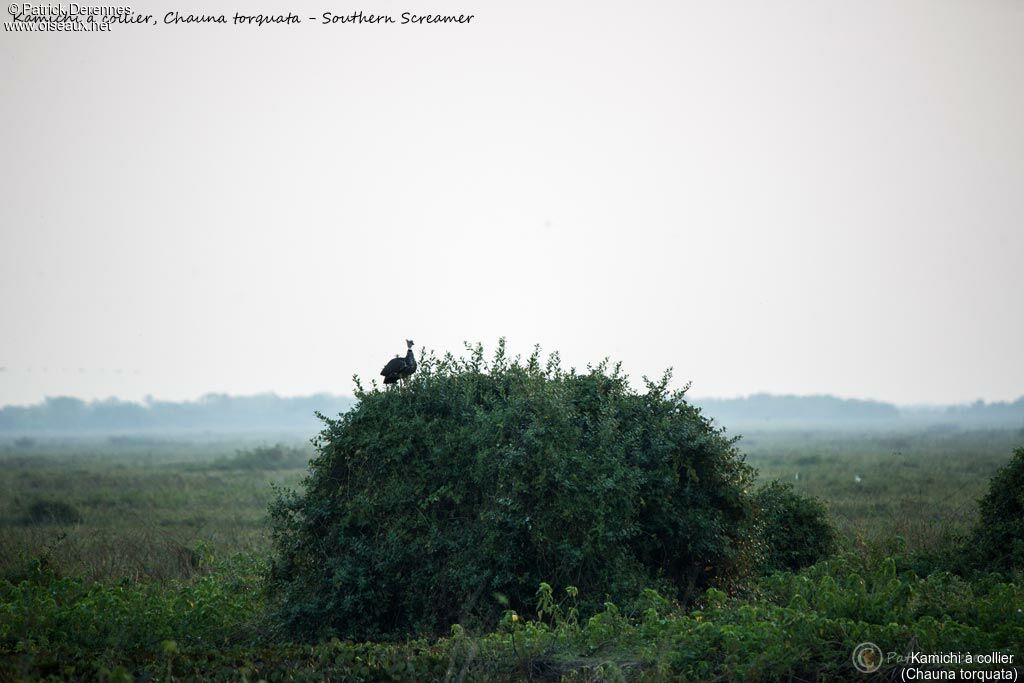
3, 427, 1017, 581
740, 428, 1021, 554
1, 427, 1021, 680
0, 440, 309, 583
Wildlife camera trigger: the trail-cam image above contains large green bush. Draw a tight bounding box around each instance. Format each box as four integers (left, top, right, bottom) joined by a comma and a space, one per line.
971, 447, 1024, 572
268, 341, 757, 640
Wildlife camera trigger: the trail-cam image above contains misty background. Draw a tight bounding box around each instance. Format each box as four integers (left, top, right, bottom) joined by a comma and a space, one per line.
2, 0, 1022, 416
1, 393, 1022, 437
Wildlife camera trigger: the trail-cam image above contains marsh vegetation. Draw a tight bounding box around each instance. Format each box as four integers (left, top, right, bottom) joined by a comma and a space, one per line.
0, 352, 1020, 680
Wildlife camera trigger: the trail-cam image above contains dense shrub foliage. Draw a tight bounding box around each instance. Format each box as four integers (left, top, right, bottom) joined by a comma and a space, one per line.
753, 481, 835, 572
3, 552, 1021, 681
0, 555, 265, 680
268, 342, 757, 640
971, 447, 1024, 572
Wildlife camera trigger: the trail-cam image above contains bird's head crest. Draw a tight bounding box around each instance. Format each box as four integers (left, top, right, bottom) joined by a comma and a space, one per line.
406, 339, 414, 347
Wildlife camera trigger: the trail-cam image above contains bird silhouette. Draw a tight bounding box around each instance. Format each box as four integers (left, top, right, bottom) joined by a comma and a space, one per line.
381, 340, 416, 386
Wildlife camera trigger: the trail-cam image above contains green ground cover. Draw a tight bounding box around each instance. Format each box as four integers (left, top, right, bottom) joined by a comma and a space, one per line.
0, 429, 1021, 681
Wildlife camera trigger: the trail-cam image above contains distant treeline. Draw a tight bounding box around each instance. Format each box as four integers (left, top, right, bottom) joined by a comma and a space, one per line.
0, 392, 1021, 433
695, 393, 1024, 427
942, 397, 1024, 420
696, 393, 899, 421
0, 394, 354, 433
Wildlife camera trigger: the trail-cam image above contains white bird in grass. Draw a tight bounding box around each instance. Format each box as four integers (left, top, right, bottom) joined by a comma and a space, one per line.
854, 475, 863, 484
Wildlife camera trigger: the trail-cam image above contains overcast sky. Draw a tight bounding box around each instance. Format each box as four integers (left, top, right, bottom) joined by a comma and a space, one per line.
1, 0, 1022, 407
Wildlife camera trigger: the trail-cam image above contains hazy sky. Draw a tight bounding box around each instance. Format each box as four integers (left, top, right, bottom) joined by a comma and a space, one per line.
2, 0, 1022, 407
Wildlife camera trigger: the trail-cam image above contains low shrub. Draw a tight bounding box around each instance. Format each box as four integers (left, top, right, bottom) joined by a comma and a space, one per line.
0, 554, 266, 664
970, 447, 1024, 573
752, 481, 835, 572
26, 500, 82, 525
